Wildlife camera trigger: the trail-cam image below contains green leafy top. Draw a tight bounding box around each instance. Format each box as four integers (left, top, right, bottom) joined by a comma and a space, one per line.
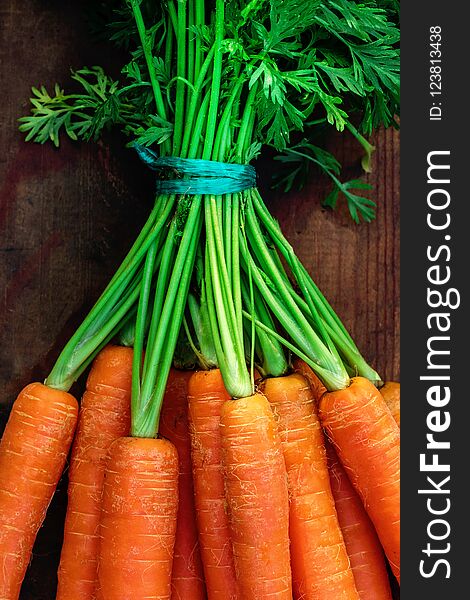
19, 0, 400, 222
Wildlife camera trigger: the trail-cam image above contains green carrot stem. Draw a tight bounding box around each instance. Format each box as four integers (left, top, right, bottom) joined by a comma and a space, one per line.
187, 0, 195, 86
172, 0, 187, 156
244, 201, 338, 363
252, 190, 359, 349
180, 46, 215, 158
238, 229, 349, 389
188, 92, 211, 159
187, 292, 218, 367
47, 266, 143, 391
130, 0, 169, 156
212, 79, 245, 161
202, 0, 224, 159
241, 310, 347, 391
236, 83, 258, 161
182, 316, 208, 367
46, 197, 174, 390
250, 190, 381, 383
287, 287, 381, 383
223, 194, 233, 286
132, 197, 202, 437
135, 207, 203, 437
204, 238, 243, 395
231, 193, 243, 346
64, 310, 137, 387
246, 192, 343, 363
204, 195, 252, 398
118, 319, 136, 348
164, 14, 174, 84
245, 228, 256, 388
143, 218, 178, 380
131, 238, 159, 410
240, 269, 288, 378
166, 0, 177, 32
193, 0, 205, 81
345, 121, 375, 173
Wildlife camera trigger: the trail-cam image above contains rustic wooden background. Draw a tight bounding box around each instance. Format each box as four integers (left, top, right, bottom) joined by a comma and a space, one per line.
0, 1, 399, 598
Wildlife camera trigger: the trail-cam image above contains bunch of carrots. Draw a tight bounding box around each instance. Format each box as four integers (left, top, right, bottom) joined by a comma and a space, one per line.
0, 346, 400, 600
1, 1, 400, 599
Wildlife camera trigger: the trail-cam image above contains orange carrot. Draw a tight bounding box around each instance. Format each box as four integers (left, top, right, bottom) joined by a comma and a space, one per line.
160, 369, 207, 600
187, 369, 239, 600
327, 443, 393, 600
96, 436, 179, 599
319, 377, 400, 583
294, 360, 394, 597
0, 383, 78, 600
380, 382, 400, 427
220, 393, 292, 599
56, 345, 133, 600
263, 374, 359, 600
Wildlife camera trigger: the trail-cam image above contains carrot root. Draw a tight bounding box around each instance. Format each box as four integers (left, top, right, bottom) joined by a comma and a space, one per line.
327, 443, 393, 600
0, 383, 78, 600
220, 393, 292, 600
263, 374, 359, 600
188, 369, 238, 600
96, 436, 179, 600
319, 377, 400, 583
160, 369, 207, 600
57, 345, 133, 600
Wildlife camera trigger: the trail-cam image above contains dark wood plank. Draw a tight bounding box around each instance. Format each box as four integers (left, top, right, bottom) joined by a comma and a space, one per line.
0, 1, 399, 598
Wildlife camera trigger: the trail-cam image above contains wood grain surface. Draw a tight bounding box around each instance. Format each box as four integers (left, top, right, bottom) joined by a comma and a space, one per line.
0, 1, 399, 598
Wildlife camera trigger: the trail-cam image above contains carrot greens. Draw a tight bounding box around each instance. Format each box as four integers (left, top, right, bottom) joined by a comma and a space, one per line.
23, 0, 394, 412
20, 0, 399, 222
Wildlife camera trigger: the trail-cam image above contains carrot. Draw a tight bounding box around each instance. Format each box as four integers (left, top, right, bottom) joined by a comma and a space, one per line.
262, 374, 359, 600
319, 377, 400, 583
220, 393, 292, 599
294, 360, 393, 597
327, 443, 393, 600
380, 382, 400, 427
56, 345, 133, 600
0, 383, 78, 600
187, 369, 239, 600
160, 369, 207, 600
96, 436, 179, 600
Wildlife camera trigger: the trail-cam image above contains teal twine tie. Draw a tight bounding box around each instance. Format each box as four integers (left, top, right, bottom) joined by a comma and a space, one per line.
135, 145, 257, 195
